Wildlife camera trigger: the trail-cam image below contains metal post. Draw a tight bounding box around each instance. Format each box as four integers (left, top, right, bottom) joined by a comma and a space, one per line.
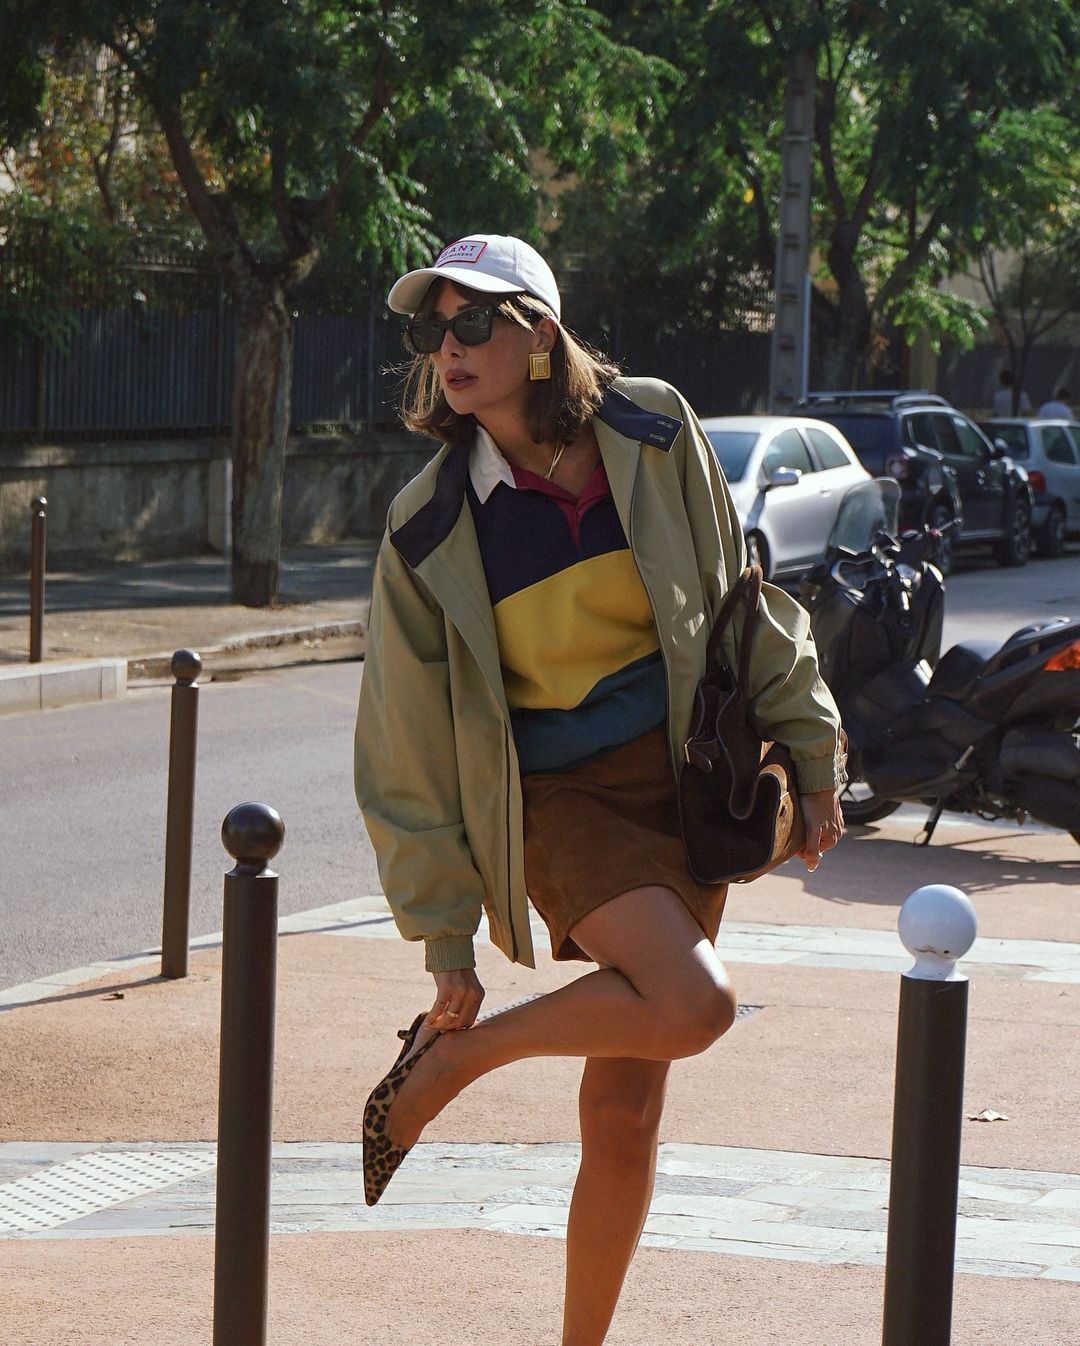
29, 496, 47, 663
768, 47, 817, 412
213, 802, 284, 1346
161, 650, 202, 979
883, 884, 978, 1346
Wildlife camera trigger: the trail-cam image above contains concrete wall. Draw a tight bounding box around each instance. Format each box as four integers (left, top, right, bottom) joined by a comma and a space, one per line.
0, 431, 434, 570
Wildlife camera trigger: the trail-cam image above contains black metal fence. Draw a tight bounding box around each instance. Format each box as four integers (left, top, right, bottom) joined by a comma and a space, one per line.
0, 240, 405, 439
0, 240, 774, 441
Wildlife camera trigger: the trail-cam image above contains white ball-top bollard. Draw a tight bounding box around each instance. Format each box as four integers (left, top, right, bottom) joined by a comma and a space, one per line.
897, 884, 977, 982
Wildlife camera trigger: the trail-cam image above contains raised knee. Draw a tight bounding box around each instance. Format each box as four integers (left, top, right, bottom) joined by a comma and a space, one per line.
656, 981, 738, 1058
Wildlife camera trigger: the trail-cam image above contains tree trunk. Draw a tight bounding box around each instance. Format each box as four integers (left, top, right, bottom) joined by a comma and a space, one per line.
818, 227, 874, 389
230, 284, 293, 607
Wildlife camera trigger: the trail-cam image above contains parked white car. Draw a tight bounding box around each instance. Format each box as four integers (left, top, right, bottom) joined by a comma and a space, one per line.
700, 415, 871, 580
979, 418, 1080, 557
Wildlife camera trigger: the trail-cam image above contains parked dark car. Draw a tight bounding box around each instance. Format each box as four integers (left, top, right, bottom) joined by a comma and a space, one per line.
799, 391, 1034, 574
978, 418, 1080, 557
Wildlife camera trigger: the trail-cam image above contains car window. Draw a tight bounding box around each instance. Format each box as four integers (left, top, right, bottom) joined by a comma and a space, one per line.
817, 414, 893, 455
805, 427, 851, 469
985, 423, 1029, 458
906, 413, 940, 451
705, 430, 758, 482
952, 416, 990, 459
1042, 426, 1078, 466
1066, 427, 1080, 461
763, 429, 814, 475
925, 415, 961, 456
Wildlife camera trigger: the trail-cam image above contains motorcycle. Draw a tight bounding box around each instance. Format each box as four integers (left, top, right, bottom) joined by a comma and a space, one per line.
798, 480, 1080, 846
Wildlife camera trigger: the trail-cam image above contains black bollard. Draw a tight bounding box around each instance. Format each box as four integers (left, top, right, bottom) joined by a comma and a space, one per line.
882, 884, 977, 1346
161, 650, 202, 979
29, 495, 47, 663
213, 802, 284, 1346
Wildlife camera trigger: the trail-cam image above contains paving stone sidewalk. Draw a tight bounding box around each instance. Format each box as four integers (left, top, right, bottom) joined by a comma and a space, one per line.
3, 1137, 1080, 1285
4, 899, 1080, 1285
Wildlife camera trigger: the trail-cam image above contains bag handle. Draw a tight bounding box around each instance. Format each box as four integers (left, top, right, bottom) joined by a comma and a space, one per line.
705, 564, 763, 687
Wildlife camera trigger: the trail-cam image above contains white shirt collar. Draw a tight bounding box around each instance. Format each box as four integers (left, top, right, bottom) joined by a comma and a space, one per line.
469, 425, 517, 503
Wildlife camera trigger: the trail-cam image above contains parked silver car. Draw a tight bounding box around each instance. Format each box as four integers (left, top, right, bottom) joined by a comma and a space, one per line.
701, 415, 871, 580
979, 419, 1080, 557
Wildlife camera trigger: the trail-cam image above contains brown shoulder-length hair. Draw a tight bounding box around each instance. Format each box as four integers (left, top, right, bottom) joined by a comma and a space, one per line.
398, 282, 620, 447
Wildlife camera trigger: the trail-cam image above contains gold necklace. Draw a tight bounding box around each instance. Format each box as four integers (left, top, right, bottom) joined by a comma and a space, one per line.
545, 439, 567, 480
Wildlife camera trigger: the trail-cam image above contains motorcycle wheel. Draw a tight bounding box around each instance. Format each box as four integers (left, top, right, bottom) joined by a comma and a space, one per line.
840, 780, 902, 824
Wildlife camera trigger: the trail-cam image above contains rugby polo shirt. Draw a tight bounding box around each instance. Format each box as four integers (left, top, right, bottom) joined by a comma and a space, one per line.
467, 427, 666, 774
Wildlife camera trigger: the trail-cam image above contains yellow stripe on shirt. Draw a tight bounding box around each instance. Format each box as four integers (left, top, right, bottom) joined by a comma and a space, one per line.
493, 548, 659, 710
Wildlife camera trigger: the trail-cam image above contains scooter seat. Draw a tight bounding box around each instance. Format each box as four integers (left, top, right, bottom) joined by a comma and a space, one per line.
928, 640, 999, 701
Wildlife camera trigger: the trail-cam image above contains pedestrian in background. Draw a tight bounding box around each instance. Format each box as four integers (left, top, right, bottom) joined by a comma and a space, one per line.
354, 234, 845, 1344
1038, 387, 1074, 419
992, 369, 1033, 417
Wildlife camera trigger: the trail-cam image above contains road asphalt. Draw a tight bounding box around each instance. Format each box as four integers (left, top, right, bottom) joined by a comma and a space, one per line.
0, 541, 1078, 1343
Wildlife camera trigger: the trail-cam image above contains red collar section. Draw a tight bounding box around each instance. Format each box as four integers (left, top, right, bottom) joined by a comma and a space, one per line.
508, 460, 611, 545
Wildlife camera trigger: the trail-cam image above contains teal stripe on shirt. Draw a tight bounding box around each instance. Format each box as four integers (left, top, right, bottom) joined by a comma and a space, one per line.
511, 651, 667, 775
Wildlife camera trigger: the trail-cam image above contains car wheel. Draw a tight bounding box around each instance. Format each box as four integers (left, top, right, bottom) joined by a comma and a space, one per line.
1037, 505, 1067, 559
840, 779, 901, 825
928, 504, 954, 577
993, 496, 1032, 567
746, 531, 770, 577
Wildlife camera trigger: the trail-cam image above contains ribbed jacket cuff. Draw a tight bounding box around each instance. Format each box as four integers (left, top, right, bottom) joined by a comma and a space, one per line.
795, 753, 846, 794
424, 936, 477, 973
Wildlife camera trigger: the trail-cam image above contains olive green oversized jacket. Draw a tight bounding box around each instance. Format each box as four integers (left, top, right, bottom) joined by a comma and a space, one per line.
355, 378, 844, 973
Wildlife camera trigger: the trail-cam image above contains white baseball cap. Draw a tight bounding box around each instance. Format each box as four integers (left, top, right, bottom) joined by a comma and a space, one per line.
387, 234, 561, 321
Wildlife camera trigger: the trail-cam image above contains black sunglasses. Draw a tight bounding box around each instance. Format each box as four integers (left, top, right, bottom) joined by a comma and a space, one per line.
402, 305, 497, 355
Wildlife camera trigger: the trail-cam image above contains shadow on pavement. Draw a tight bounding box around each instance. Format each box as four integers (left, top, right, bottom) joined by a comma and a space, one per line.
800, 820, 1080, 907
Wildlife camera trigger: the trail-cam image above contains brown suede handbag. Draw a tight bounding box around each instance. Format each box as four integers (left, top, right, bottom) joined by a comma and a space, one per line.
677, 565, 806, 884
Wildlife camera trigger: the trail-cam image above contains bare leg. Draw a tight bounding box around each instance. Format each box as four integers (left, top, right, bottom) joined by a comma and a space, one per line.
385, 886, 735, 1148
563, 1056, 670, 1346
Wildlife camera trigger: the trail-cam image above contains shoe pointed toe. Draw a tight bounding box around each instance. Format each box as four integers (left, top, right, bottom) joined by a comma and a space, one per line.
362, 1020, 440, 1206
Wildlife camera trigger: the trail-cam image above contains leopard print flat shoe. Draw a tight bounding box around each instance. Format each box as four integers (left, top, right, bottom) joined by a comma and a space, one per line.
363, 1018, 441, 1206
391, 1012, 427, 1069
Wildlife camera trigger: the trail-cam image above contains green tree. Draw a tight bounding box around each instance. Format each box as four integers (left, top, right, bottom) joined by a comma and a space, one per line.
1, 1, 664, 604
0, 43, 191, 231
970, 113, 1080, 404
561, 0, 1079, 390
806, 0, 1079, 387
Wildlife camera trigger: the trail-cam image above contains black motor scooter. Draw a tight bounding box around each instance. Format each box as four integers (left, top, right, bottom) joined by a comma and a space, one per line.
800, 480, 1080, 845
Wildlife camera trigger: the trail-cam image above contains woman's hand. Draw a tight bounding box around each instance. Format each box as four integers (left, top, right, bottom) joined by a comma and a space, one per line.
798, 787, 844, 871
425, 968, 485, 1032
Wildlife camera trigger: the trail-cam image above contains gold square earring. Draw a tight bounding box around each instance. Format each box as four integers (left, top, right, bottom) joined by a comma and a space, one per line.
529, 351, 551, 381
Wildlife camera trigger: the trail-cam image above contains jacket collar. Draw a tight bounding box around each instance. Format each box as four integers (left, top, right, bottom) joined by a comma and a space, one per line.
389, 384, 681, 568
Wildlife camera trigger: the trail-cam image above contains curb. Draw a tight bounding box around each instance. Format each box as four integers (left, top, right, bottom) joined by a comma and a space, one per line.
126, 619, 366, 679
0, 657, 127, 717
0, 622, 366, 708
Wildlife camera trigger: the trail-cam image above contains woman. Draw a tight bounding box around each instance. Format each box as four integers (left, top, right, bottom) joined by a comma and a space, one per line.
355, 234, 844, 1345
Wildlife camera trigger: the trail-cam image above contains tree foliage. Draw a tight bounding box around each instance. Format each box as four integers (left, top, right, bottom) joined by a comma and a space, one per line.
556, 0, 1080, 387
3, 2, 1078, 420
966, 104, 1080, 390
804, 0, 1080, 384
0, 0, 669, 603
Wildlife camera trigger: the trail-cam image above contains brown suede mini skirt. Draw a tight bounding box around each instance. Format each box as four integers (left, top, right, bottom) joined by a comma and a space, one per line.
521, 724, 729, 962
